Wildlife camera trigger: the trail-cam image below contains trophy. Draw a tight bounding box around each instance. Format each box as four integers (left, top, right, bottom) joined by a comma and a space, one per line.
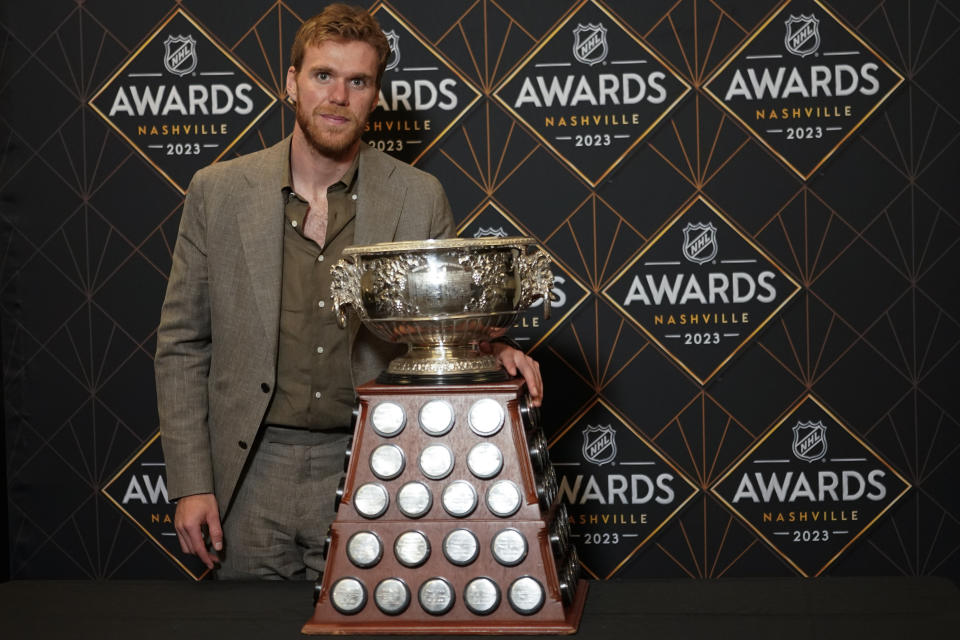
302, 237, 587, 634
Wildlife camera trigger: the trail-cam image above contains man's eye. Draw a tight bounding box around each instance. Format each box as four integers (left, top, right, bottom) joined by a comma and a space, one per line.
351, 79, 366, 88
316, 72, 329, 80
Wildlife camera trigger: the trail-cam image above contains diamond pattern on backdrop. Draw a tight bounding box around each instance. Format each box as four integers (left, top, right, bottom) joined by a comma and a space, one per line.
1, 0, 958, 581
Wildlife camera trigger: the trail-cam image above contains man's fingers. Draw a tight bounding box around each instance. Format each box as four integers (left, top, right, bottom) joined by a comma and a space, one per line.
207, 515, 224, 552
186, 524, 216, 569
525, 360, 543, 406
530, 361, 543, 406
176, 528, 192, 555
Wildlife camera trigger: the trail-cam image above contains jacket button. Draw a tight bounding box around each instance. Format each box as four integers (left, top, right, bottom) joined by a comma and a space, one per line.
261, 383, 270, 393
238, 440, 248, 450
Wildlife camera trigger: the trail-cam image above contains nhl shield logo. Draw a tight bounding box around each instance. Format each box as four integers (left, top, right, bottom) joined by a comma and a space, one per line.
792, 421, 828, 462
384, 30, 400, 71
163, 35, 197, 77
682, 222, 718, 265
582, 425, 617, 465
784, 14, 821, 58
572, 23, 608, 66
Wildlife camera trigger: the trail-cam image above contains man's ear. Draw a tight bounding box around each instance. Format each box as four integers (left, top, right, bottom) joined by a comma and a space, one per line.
285, 66, 298, 102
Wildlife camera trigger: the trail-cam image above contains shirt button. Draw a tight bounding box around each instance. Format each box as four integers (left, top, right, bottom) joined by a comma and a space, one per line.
317, 346, 324, 354
317, 255, 324, 262
291, 220, 298, 228
238, 440, 248, 450
260, 383, 270, 393
315, 391, 322, 399
318, 300, 325, 309
351, 194, 358, 200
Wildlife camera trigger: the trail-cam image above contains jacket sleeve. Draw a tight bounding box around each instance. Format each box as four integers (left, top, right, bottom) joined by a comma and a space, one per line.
155, 171, 216, 501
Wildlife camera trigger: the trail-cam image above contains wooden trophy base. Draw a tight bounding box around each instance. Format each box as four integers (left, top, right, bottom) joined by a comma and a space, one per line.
302, 379, 586, 635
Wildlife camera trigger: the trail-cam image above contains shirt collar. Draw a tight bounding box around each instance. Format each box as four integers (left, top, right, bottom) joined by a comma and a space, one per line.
281, 150, 361, 200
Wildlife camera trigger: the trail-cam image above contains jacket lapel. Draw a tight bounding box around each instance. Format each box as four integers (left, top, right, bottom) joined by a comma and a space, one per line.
235, 138, 287, 343
354, 144, 406, 245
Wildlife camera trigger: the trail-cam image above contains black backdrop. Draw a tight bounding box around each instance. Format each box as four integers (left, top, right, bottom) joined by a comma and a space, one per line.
2, 0, 959, 582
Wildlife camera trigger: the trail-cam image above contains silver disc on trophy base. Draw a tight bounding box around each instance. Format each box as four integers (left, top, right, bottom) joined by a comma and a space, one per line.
370, 401, 406, 437
354, 483, 389, 519
345, 531, 383, 568
441, 480, 478, 517
466, 441, 503, 479
464, 577, 501, 615
394, 530, 431, 568
528, 429, 548, 472
442, 528, 479, 566
374, 578, 411, 615
486, 479, 522, 517
508, 576, 545, 615
330, 577, 367, 615
549, 508, 571, 558
418, 443, 455, 480
468, 398, 505, 436
369, 443, 405, 480
396, 481, 433, 518
559, 548, 581, 605
419, 399, 455, 436
491, 528, 528, 566
419, 578, 455, 616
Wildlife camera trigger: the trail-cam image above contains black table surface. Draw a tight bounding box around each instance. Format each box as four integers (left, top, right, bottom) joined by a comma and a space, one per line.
1, 577, 958, 639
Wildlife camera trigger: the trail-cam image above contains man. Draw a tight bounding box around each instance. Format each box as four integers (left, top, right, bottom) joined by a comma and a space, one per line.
155, 4, 542, 579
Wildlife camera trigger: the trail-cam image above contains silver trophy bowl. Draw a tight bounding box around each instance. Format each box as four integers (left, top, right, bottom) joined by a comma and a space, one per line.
330, 237, 553, 383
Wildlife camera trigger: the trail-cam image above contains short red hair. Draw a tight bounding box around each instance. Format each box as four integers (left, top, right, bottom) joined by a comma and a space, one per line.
290, 4, 390, 88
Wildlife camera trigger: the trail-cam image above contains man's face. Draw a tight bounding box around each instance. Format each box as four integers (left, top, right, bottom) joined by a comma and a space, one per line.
286, 39, 380, 158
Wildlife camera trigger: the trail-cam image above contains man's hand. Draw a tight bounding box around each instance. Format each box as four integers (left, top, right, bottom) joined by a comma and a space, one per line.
483, 341, 543, 406
174, 493, 223, 570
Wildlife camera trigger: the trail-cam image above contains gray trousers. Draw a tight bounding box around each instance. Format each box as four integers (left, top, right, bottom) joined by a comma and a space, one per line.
217, 426, 351, 580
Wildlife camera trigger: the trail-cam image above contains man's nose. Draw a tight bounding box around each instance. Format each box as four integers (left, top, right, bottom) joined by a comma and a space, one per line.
329, 80, 349, 105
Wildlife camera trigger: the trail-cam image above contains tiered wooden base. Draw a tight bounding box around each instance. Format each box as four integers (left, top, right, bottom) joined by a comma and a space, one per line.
302, 379, 586, 635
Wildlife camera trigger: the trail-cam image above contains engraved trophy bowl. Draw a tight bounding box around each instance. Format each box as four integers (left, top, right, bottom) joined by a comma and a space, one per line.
331, 237, 554, 384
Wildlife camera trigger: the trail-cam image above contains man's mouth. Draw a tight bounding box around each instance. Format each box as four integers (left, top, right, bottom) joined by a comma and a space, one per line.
318, 111, 352, 125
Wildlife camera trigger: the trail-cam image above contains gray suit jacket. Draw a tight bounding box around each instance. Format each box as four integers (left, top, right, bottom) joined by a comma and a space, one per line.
155, 137, 454, 516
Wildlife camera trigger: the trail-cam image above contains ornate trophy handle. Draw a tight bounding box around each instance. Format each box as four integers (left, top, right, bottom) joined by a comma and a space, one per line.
330, 258, 364, 329
516, 246, 556, 320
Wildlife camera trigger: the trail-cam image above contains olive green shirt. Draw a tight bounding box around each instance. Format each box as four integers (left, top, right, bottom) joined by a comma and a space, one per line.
263, 156, 359, 430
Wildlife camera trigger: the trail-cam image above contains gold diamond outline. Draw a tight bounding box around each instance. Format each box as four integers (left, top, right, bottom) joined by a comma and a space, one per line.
88, 6, 277, 194
492, 0, 692, 187
709, 393, 912, 577
101, 431, 211, 581
456, 200, 592, 352
601, 194, 802, 385
548, 397, 699, 579
369, 2, 483, 165
702, 0, 905, 181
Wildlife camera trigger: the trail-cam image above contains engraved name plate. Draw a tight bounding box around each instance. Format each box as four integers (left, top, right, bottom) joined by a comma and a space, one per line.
394, 530, 431, 568
419, 399, 455, 436
370, 402, 406, 437
464, 577, 501, 615
330, 577, 367, 615
467, 441, 503, 479
354, 483, 389, 519
374, 578, 411, 615
346, 531, 382, 568
442, 528, 479, 566
468, 398, 505, 436
397, 481, 433, 518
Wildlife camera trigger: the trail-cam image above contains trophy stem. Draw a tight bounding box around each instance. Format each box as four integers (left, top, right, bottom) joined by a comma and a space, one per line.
377, 343, 510, 385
